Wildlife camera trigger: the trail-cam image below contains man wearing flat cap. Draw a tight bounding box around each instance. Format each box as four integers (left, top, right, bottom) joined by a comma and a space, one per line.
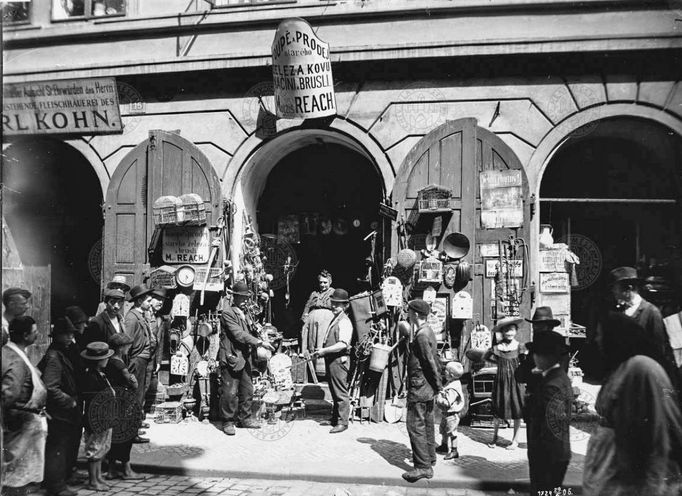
95, 275, 133, 318
2, 287, 31, 343
218, 281, 275, 436
123, 284, 155, 443
312, 288, 354, 434
402, 299, 442, 483
84, 289, 126, 346
524, 331, 572, 495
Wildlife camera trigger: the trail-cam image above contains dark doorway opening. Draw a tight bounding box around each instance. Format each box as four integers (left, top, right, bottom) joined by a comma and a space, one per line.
256, 142, 384, 338
540, 117, 682, 377
3, 138, 104, 318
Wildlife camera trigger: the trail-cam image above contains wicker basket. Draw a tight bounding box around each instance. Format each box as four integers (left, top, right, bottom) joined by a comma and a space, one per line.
417, 185, 454, 213
179, 193, 206, 224
153, 196, 183, 225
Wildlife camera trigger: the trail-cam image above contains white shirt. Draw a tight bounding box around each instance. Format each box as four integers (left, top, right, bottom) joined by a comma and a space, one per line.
624, 293, 642, 317
337, 315, 353, 345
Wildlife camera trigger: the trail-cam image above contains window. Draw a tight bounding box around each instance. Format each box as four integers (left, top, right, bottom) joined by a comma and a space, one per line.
52, 0, 126, 20
2, 2, 31, 24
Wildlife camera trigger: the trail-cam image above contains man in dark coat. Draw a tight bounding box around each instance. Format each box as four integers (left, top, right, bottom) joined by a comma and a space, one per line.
123, 284, 154, 444
403, 299, 443, 483
84, 289, 126, 346
609, 266, 679, 395
218, 281, 274, 436
39, 318, 82, 496
524, 331, 573, 496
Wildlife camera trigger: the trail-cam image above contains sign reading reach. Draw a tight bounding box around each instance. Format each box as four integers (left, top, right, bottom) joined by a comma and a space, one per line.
162, 227, 210, 264
271, 18, 336, 119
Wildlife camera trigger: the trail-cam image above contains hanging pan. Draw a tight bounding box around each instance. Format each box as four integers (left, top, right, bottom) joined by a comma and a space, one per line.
442, 232, 470, 260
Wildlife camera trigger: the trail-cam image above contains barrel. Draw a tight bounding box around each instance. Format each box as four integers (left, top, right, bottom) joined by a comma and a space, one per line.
369, 343, 393, 372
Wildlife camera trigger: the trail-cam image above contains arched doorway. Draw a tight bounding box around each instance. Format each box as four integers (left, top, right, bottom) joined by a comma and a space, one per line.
539, 117, 682, 373
256, 141, 383, 337
3, 137, 103, 317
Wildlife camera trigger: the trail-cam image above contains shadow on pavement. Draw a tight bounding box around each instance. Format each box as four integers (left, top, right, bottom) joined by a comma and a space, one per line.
356, 437, 413, 472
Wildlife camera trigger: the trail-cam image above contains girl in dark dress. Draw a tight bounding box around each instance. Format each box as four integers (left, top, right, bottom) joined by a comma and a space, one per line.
105, 333, 143, 480
484, 317, 526, 450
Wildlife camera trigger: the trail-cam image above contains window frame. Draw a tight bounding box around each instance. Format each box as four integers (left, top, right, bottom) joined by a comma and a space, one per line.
50, 0, 128, 23
2, 1, 32, 26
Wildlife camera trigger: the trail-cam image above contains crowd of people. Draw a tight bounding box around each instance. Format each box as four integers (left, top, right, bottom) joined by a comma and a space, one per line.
2, 265, 682, 496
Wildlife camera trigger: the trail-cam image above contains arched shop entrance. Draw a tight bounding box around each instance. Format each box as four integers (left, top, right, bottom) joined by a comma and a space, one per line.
539, 117, 682, 375
2, 138, 104, 317
255, 139, 384, 338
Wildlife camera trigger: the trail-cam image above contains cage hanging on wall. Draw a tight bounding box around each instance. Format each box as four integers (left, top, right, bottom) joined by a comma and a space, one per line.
179, 193, 206, 224
418, 257, 443, 284
417, 185, 455, 213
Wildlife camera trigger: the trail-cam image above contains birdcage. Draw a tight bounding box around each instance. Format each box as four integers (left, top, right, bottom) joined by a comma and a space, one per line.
417, 185, 455, 213
417, 257, 443, 284
153, 196, 183, 225
179, 193, 206, 224
154, 401, 183, 424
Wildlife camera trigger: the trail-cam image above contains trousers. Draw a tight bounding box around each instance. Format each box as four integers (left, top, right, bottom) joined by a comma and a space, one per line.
129, 356, 150, 421
219, 361, 254, 424
406, 400, 436, 469
325, 356, 350, 426
43, 419, 81, 493
528, 452, 569, 496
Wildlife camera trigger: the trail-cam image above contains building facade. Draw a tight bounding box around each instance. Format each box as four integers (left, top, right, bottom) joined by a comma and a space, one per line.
3, 0, 682, 352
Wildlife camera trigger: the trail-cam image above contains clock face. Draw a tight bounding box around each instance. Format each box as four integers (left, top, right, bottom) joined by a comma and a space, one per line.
176, 265, 195, 287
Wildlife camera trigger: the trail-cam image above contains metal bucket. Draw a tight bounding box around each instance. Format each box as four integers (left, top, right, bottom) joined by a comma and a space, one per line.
369, 343, 393, 372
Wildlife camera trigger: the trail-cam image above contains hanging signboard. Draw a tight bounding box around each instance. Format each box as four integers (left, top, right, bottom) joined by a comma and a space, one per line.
539, 249, 567, 273
2, 77, 122, 136
427, 296, 449, 339
271, 18, 336, 119
539, 272, 570, 293
485, 259, 523, 278
480, 170, 523, 229
162, 227, 210, 264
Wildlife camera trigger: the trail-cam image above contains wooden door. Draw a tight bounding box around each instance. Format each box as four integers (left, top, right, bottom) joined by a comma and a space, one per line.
392, 118, 531, 345
103, 130, 222, 290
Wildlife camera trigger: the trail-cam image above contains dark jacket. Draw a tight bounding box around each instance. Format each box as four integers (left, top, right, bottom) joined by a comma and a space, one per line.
218, 306, 260, 372
407, 323, 442, 403
123, 308, 151, 360
525, 366, 572, 463
84, 311, 124, 346
81, 367, 114, 433
38, 343, 82, 425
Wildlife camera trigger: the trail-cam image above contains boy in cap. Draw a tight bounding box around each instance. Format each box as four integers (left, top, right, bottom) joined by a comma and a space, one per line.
403, 299, 443, 483
95, 275, 132, 318
436, 361, 464, 460
2, 287, 31, 341
39, 318, 82, 496
524, 331, 572, 496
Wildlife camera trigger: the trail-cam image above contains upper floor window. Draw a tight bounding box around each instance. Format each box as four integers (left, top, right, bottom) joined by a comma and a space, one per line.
2, 2, 31, 24
52, 0, 126, 20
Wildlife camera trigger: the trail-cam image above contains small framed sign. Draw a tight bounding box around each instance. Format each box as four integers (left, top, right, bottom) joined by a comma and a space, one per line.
485, 259, 523, 278
540, 273, 570, 293
539, 249, 566, 273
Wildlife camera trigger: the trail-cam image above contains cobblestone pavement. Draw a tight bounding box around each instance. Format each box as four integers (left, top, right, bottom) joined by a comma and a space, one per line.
27, 472, 531, 496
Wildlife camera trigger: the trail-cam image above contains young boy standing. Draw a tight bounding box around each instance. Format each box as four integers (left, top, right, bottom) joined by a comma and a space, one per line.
524, 331, 572, 496
436, 361, 465, 460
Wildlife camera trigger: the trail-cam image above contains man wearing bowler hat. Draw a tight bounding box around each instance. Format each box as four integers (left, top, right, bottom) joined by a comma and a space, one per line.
123, 284, 154, 443
312, 288, 353, 433
609, 266, 679, 394
402, 299, 442, 483
524, 331, 572, 496
218, 281, 275, 436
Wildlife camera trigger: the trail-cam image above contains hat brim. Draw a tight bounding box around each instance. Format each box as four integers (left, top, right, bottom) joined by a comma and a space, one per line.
330, 298, 349, 303
525, 341, 569, 355
127, 288, 154, 302
491, 317, 524, 335
524, 318, 561, 327
107, 282, 131, 292
610, 277, 642, 286
80, 349, 115, 360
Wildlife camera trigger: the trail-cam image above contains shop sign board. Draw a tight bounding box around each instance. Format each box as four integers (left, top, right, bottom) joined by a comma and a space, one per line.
193, 267, 224, 292
162, 227, 210, 264
148, 266, 178, 289
271, 18, 336, 119
539, 272, 570, 293
2, 77, 122, 136
480, 170, 523, 229
479, 243, 500, 258
378, 203, 398, 220
539, 249, 567, 272
485, 259, 523, 278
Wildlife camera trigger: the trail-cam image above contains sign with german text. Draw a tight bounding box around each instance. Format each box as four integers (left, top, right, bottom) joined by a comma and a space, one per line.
539, 272, 570, 293
2, 77, 122, 136
480, 170, 523, 229
271, 18, 336, 119
162, 227, 210, 264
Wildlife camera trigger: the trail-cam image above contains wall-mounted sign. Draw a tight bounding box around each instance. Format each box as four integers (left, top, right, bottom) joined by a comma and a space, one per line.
427, 295, 449, 339
162, 227, 210, 264
2, 77, 122, 136
485, 259, 523, 278
539, 272, 570, 293
193, 267, 224, 292
378, 203, 398, 220
479, 244, 500, 258
271, 18, 336, 119
148, 265, 178, 289
539, 249, 566, 273
480, 170, 523, 229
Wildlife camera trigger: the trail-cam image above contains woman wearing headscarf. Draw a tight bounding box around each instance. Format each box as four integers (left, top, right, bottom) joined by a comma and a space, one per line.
583, 312, 682, 495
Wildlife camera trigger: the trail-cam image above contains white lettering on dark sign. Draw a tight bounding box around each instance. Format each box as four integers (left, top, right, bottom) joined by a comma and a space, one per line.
271, 18, 336, 119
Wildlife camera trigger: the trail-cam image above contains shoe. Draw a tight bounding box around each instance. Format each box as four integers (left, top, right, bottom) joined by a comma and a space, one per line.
444, 449, 459, 460
505, 441, 518, 451
222, 423, 236, 436
238, 420, 261, 429
435, 443, 448, 454
140, 422, 150, 429
132, 435, 150, 443
329, 424, 348, 434
401, 468, 434, 483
